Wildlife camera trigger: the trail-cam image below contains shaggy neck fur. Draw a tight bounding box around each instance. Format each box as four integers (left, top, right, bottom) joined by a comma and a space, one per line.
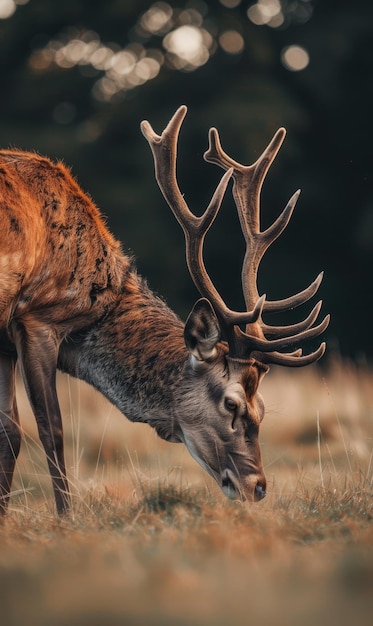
58, 271, 189, 427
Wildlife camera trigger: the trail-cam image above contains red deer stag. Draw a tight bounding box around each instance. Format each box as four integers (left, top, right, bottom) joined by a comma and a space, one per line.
0, 106, 329, 515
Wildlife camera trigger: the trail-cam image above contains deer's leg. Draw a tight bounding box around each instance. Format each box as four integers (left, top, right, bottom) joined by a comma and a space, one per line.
11, 321, 70, 515
0, 353, 21, 514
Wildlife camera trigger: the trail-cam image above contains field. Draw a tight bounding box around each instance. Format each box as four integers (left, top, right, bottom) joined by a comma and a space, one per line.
0, 358, 372, 626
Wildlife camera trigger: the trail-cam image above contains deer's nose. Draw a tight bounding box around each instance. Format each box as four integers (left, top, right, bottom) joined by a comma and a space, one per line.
254, 479, 266, 501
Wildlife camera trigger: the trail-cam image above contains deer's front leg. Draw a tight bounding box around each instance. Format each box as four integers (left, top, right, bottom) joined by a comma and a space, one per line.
0, 353, 21, 514
11, 321, 70, 515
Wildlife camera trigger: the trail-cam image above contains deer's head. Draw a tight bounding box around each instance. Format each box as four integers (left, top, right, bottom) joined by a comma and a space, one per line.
141, 107, 329, 502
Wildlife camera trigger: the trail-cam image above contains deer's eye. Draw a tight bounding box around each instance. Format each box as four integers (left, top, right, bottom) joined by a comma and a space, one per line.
224, 398, 238, 412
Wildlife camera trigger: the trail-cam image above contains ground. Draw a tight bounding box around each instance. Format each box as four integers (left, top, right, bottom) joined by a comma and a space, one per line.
0, 359, 372, 626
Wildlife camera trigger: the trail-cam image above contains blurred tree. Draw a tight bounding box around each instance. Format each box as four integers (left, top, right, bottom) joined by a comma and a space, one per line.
0, 0, 372, 360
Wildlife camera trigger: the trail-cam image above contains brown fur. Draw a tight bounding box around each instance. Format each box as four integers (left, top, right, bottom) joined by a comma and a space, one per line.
0, 151, 129, 330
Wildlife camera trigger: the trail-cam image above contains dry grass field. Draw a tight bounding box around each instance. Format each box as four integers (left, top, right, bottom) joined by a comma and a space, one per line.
0, 357, 372, 626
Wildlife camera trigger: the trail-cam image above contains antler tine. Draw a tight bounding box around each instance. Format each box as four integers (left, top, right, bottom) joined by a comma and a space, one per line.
235, 312, 330, 353
262, 300, 323, 338
257, 342, 327, 367
204, 123, 329, 365
141, 106, 265, 332
264, 272, 324, 313
141, 105, 193, 228
205, 126, 290, 310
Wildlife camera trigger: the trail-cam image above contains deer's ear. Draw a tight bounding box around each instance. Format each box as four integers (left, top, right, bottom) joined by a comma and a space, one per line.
184, 298, 221, 362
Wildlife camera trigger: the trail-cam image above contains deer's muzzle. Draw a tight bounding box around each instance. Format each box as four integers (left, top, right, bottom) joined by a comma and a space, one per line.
221, 468, 266, 502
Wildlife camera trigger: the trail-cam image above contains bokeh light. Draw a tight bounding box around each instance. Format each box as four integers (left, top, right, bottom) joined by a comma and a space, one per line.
28, 29, 163, 102
139, 2, 173, 36
27, 2, 216, 100
218, 30, 244, 55
0, 0, 29, 19
26, 1, 315, 101
281, 45, 310, 71
219, 0, 241, 7
0, 0, 16, 19
247, 0, 284, 28
247, 0, 313, 28
163, 25, 213, 70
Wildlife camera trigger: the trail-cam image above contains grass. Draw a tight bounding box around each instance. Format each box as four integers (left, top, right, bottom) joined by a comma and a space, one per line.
0, 357, 372, 626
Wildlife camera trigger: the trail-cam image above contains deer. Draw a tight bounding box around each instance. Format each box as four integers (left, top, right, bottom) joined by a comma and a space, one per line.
0, 106, 329, 515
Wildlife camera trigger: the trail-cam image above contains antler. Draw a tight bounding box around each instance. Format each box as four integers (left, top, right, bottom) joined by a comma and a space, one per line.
141, 106, 329, 366
140, 106, 265, 342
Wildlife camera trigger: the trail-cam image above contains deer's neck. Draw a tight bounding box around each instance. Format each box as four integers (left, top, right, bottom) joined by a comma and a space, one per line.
58, 271, 188, 430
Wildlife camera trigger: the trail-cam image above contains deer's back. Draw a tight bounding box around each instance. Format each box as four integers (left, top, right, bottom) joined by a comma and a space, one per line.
0, 150, 130, 331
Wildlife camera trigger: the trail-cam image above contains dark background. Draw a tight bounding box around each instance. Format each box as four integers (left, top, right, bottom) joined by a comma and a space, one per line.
1, 0, 372, 362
